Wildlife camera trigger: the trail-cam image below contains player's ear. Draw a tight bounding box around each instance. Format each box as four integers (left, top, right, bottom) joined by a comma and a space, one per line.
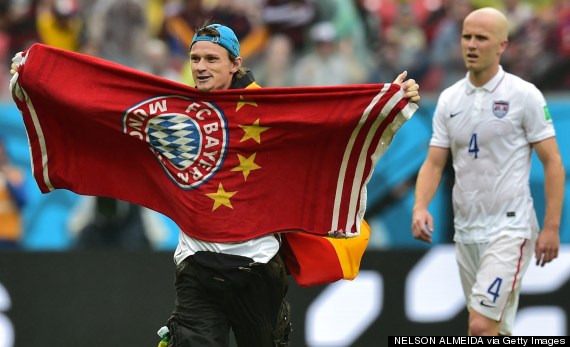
231, 57, 242, 74
498, 39, 508, 55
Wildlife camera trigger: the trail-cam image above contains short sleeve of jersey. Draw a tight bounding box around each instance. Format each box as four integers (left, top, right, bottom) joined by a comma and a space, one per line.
429, 89, 451, 148
524, 84, 556, 143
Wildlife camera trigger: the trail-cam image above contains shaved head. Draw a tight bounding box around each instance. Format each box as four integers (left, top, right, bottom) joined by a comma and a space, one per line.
464, 7, 509, 41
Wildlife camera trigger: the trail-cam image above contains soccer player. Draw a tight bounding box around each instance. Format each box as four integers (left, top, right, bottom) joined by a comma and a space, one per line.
411, 7, 565, 336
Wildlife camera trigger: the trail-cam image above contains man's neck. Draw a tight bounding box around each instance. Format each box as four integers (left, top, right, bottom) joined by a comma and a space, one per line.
469, 65, 500, 87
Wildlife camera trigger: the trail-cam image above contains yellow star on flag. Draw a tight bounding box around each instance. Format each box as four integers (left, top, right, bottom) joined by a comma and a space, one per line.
236, 95, 257, 111
231, 153, 261, 180
239, 119, 270, 143
206, 183, 237, 211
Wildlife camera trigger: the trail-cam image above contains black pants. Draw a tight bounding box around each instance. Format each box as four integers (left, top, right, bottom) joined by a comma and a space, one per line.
168, 253, 290, 347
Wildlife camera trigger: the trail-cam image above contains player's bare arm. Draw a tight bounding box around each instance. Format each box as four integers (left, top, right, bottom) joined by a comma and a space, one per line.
412, 146, 449, 243
533, 137, 565, 266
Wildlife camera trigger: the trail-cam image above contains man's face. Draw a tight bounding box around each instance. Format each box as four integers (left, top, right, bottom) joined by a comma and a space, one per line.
190, 41, 241, 92
461, 14, 507, 74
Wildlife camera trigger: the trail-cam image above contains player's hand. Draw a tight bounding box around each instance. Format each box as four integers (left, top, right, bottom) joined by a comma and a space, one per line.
393, 71, 420, 103
535, 228, 560, 267
411, 208, 433, 243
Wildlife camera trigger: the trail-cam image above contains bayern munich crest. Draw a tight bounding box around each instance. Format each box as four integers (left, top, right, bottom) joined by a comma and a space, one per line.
123, 95, 228, 189
492, 100, 509, 118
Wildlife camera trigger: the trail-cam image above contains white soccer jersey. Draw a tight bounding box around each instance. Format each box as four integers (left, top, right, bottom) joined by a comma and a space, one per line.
430, 66, 556, 243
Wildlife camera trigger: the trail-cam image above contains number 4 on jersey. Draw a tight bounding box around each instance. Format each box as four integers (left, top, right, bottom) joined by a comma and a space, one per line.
469, 133, 479, 158
487, 277, 502, 303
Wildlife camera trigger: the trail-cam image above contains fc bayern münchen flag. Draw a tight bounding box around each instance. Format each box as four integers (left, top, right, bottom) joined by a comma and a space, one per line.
11, 43, 416, 244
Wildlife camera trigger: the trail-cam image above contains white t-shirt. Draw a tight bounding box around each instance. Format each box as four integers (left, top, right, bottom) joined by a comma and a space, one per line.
174, 232, 280, 266
430, 66, 555, 243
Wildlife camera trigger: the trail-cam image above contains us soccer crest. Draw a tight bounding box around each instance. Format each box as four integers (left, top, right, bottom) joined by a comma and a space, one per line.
123, 95, 228, 189
492, 100, 509, 118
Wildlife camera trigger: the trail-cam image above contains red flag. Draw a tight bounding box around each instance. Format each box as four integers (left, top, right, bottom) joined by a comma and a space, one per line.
281, 220, 371, 286
12, 44, 416, 283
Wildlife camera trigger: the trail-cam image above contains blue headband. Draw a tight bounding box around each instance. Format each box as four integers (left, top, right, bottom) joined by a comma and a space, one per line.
191, 24, 240, 57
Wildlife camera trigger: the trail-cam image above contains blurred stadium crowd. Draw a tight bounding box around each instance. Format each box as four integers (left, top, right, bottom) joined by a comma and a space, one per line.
1, 0, 569, 99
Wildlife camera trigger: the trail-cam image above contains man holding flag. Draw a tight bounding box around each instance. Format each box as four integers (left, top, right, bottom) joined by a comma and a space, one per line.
10, 22, 419, 347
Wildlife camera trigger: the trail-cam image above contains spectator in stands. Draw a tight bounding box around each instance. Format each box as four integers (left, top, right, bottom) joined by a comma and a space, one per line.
36, 0, 84, 52
502, 11, 553, 85
420, 0, 450, 45
259, 0, 316, 57
311, 0, 374, 84
353, 0, 382, 64
428, 0, 473, 90
378, 5, 428, 86
255, 33, 294, 87
138, 38, 181, 82
159, 0, 212, 59
83, 0, 148, 68
503, 0, 533, 37
536, 0, 570, 90
0, 135, 27, 249
293, 21, 353, 86
209, 0, 268, 61
0, 0, 38, 66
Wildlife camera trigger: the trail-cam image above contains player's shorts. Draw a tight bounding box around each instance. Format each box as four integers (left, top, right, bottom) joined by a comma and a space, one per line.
455, 233, 536, 335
